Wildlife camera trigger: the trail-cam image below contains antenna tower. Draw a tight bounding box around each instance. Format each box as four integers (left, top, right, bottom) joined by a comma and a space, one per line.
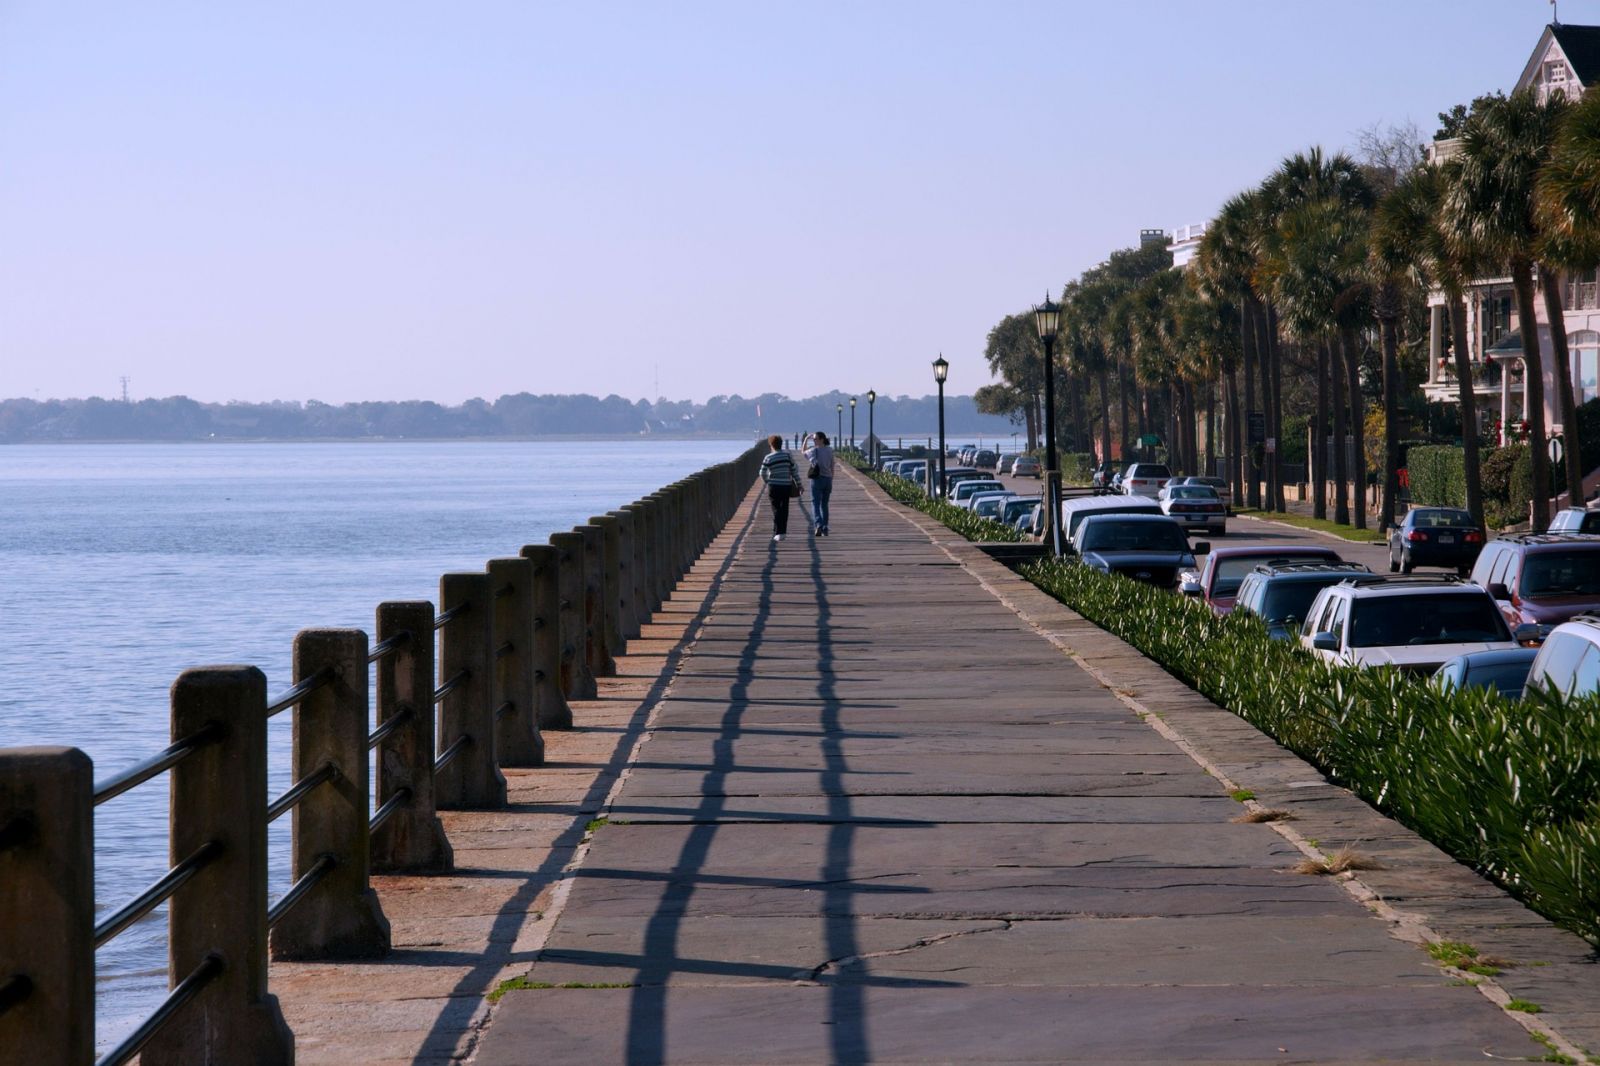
119, 376, 131, 403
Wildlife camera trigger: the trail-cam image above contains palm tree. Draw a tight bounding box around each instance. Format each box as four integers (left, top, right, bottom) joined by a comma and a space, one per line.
1374, 163, 1485, 525
1444, 90, 1568, 530
1196, 193, 1264, 508
1536, 86, 1600, 503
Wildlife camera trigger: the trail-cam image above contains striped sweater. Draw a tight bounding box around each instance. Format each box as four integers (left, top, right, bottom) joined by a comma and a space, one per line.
760, 450, 799, 487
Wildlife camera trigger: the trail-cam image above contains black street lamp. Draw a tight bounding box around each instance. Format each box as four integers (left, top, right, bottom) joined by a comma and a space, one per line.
1034, 294, 1063, 556
866, 389, 877, 468
849, 396, 857, 450
933, 355, 949, 498
836, 402, 843, 446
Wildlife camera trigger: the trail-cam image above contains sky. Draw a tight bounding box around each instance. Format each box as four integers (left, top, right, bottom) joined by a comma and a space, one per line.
0, 0, 1588, 405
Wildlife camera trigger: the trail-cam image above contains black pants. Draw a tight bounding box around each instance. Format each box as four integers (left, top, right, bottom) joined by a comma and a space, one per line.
769, 485, 792, 535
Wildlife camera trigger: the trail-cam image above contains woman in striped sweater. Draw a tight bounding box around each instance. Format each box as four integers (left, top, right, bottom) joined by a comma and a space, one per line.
759, 434, 801, 542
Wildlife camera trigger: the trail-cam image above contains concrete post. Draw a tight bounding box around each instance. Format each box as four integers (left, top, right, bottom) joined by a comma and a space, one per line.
608, 509, 642, 639
633, 499, 660, 617
0, 747, 92, 1066
436, 573, 508, 809
550, 531, 597, 699
487, 557, 545, 765
576, 524, 616, 677
645, 495, 669, 611
371, 602, 452, 873
519, 545, 575, 730
143, 667, 294, 1066
271, 630, 389, 961
588, 515, 627, 662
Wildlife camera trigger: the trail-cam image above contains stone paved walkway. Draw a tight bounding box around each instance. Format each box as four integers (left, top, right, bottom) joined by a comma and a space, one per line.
467, 467, 1600, 1064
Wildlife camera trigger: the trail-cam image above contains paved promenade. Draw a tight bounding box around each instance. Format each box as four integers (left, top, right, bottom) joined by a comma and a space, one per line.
472, 468, 1599, 1064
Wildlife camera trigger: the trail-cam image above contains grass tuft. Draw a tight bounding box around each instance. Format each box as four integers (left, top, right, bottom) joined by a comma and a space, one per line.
1508, 998, 1544, 1013
1233, 808, 1293, 824
1229, 789, 1256, 802
584, 817, 608, 833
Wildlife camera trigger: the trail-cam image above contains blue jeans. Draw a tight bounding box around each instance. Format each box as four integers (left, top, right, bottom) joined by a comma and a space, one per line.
810, 476, 833, 532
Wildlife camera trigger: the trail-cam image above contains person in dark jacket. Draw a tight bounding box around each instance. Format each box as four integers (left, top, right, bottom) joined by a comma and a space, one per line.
759, 434, 800, 541
804, 431, 835, 536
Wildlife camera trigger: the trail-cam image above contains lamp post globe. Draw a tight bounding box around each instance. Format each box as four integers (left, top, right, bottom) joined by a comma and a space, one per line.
1034, 294, 1063, 557
933, 355, 949, 499
849, 396, 857, 450
866, 389, 877, 468
836, 402, 843, 445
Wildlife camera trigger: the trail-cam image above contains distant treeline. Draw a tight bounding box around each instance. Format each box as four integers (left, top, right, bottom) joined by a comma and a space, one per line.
0, 391, 1020, 443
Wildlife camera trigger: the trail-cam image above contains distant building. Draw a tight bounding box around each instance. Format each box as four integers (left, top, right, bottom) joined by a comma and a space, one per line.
1139, 228, 1169, 249
1422, 21, 1600, 457
1169, 223, 1207, 270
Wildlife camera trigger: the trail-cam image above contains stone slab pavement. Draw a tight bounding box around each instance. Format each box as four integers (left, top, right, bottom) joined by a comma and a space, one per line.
473, 467, 1600, 1064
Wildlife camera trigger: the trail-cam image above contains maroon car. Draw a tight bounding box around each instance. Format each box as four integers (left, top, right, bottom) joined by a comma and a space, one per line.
1183, 545, 1343, 615
1468, 533, 1600, 629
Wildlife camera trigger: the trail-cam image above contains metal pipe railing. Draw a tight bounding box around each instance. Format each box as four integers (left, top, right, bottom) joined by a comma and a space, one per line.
94, 841, 222, 949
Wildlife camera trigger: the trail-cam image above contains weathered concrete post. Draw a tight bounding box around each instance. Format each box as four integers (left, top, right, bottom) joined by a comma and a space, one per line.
0, 747, 93, 1066
550, 531, 598, 699
372, 602, 452, 873
143, 666, 294, 1066
645, 494, 669, 611
589, 515, 627, 661
487, 557, 545, 765
436, 573, 508, 809
272, 629, 390, 960
608, 509, 642, 639
520, 545, 575, 730
576, 524, 616, 678
634, 498, 661, 617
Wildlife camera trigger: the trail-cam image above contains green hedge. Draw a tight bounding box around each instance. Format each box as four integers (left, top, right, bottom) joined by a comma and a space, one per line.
1407, 445, 1467, 507
856, 461, 1023, 542
1482, 444, 1532, 529
1060, 452, 1095, 486
1021, 559, 1600, 946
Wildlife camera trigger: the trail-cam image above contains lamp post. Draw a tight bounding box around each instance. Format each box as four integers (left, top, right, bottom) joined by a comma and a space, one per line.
1035, 294, 1063, 557
836, 402, 843, 447
849, 396, 857, 451
933, 355, 949, 498
866, 389, 877, 468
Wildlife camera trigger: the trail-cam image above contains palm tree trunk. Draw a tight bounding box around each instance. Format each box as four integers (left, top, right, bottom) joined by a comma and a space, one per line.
1378, 293, 1401, 531
1257, 302, 1277, 511
1512, 259, 1552, 530
1341, 326, 1367, 530
1205, 378, 1216, 474
1268, 304, 1287, 511
1242, 299, 1261, 509
1450, 292, 1485, 526
1117, 361, 1131, 462
1331, 336, 1349, 525
1313, 340, 1328, 520
1225, 359, 1242, 502
1098, 365, 1113, 466
1539, 264, 1584, 504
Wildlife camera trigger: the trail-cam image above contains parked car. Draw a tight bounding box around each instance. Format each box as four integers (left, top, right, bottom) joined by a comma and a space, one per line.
1091, 462, 1117, 491
1523, 613, 1600, 698
1299, 575, 1522, 675
1181, 545, 1343, 614
1075, 514, 1208, 589
1546, 507, 1600, 534
997, 453, 1018, 474
973, 449, 999, 470
971, 491, 1016, 519
1432, 648, 1540, 699
1000, 496, 1042, 528
1060, 496, 1163, 552
1468, 533, 1600, 630
1231, 561, 1375, 640
1179, 475, 1232, 512
1120, 463, 1172, 498
937, 467, 980, 497
1158, 484, 1227, 535
1012, 455, 1042, 478
1387, 507, 1486, 575
949, 479, 1007, 508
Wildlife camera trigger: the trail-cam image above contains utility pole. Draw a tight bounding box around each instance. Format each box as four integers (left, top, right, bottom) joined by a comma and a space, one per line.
119, 376, 131, 403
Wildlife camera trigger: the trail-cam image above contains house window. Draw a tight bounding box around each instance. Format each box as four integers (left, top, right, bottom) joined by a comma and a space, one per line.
1571, 330, 1600, 405
1546, 59, 1569, 84
1482, 293, 1513, 351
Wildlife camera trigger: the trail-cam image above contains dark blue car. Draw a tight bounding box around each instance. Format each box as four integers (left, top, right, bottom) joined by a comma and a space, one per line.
1389, 507, 1486, 575
1076, 514, 1206, 590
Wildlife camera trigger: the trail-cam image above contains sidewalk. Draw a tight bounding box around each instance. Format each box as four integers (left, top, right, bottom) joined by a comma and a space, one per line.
473, 469, 1598, 1064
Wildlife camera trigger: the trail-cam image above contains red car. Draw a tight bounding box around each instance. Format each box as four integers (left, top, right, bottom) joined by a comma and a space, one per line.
1183, 545, 1343, 615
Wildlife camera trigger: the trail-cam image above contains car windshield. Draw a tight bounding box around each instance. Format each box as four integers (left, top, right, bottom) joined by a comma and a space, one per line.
1411, 509, 1474, 528
955, 482, 1001, 499
1521, 550, 1600, 596
1348, 594, 1509, 648
1261, 579, 1345, 627
1003, 500, 1039, 521
1463, 661, 1535, 697
1079, 521, 1187, 553
1211, 553, 1334, 597
1168, 486, 1218, 500
1132, 465, 1171, 479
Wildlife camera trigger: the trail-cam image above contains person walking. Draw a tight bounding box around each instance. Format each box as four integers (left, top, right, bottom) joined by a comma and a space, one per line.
804, 431, 835, 536
760, 434, 801, 542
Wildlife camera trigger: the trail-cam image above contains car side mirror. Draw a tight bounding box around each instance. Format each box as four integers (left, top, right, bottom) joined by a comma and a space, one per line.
1488, 582, 1511, 601
1192, 541, 1211, 555
1180, 582, 1202, 597
1311, 632, 1339, 651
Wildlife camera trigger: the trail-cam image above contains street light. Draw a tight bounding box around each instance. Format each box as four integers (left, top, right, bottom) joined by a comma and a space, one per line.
836, 402, 843, 446
866, 389, 877, 468
1034, 293, 1063, 557
849, 396, 857, 450
933, 355, 949, 498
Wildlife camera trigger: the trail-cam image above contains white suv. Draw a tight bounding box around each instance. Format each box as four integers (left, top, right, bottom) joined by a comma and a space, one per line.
1121, 463, 1172, 499
1524, 613, 1600, 698
1299, 576, 1521, 675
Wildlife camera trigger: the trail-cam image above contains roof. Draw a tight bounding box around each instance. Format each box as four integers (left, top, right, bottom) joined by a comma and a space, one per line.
1552, 23, 1600, 85
1492, 532, 1600, 547
1333, 575, 1482, 597
1251, 561, 1373, 578
1208, 545, 1341, 560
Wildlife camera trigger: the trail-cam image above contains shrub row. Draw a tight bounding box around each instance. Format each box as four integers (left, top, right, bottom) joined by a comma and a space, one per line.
1406, 445, 1468, 508
1020, 558, 1600, 946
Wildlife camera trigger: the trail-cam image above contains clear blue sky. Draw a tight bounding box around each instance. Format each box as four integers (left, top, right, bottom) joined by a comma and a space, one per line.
0, 1, 1584, 405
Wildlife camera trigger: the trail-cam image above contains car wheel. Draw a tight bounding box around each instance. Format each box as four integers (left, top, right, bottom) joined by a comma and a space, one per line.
1215, 526, 1225, 537
1388, 550, 1399, 573
1400, 551, 1414, 575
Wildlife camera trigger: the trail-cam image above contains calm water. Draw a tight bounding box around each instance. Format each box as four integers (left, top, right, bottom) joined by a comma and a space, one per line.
0, 438, 749, 1046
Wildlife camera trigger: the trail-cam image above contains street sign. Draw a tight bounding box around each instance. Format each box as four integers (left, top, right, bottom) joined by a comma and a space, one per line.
1247, 412, 1265, 445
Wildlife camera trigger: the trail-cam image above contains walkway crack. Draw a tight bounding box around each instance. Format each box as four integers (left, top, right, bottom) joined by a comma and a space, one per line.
801, 920, 1012, 982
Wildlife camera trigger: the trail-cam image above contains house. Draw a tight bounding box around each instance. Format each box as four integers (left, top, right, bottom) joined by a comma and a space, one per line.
1424, 22, 1600, 450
